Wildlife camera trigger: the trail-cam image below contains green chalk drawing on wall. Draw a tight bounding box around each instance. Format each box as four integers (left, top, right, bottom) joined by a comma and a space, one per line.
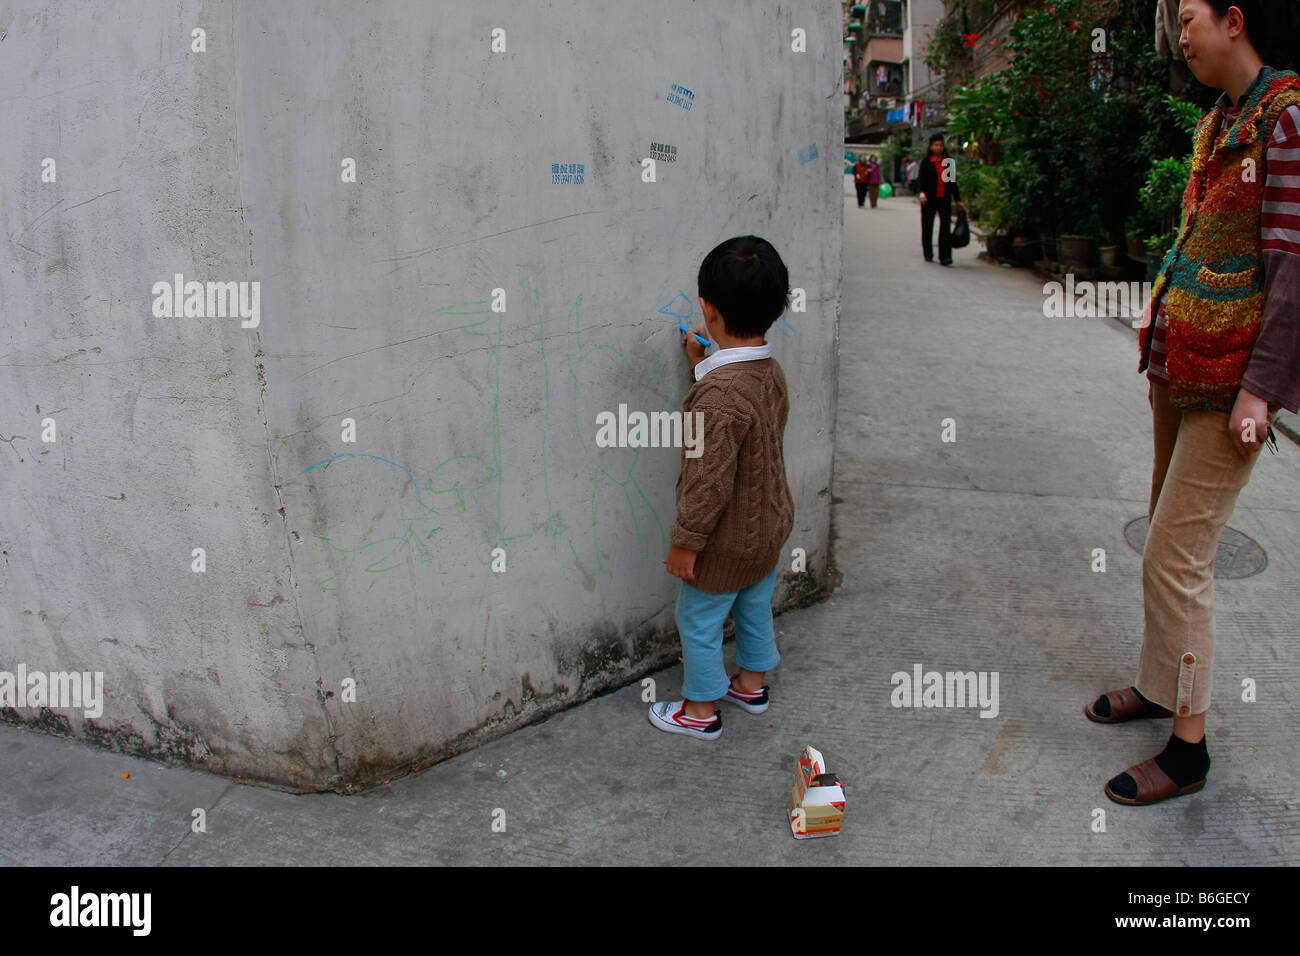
297, 285, 673, 590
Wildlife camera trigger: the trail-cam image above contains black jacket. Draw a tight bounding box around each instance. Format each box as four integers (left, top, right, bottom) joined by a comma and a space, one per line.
916, 155, 961, 204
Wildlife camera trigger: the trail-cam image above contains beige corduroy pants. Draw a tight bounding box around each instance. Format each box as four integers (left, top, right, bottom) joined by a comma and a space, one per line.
1136, 383, 1266, 716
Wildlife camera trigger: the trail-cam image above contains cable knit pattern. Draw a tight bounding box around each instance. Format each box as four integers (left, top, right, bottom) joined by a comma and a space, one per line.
1140, 67, 1300, 412
669, 357, 795, 593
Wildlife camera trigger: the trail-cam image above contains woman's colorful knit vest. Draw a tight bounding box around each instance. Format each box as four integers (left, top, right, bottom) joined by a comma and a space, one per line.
1139, 67, 1300, 412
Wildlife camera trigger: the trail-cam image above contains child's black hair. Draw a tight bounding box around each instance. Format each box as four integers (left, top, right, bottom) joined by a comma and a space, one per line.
697, 235, 790, 339
1206, 0, 1300, 74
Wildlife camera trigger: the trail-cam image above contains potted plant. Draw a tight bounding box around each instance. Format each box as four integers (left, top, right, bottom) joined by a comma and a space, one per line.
1124, 210, 1155, 262
1012, 234, 1041, 267
1038, 230, 1059, 268
981, 191, 1020, 261
1060, 208, 1104, 268
960, 163, 997, 226
1097, 220, 1119, 270
1145, 231, 1175, 282
981, 153, 1041, 261
1136, 156, 1189, 270
1058, 235, 1093, 268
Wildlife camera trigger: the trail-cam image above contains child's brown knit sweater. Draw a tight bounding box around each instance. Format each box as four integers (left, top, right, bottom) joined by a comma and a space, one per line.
668, 356, 795, 593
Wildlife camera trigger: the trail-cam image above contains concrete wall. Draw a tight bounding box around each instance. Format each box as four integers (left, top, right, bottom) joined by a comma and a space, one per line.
0, 0, 841, 791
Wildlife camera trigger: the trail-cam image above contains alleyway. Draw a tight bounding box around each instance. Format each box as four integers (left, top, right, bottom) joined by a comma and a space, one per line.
5, 191, 1299, 865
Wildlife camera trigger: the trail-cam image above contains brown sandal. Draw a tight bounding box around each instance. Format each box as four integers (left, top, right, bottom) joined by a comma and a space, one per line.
1105, 756, 1206, 806
1083, 686, 1173, 723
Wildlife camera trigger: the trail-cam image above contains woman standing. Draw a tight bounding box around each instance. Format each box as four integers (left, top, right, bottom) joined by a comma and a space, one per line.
916, 133, 965, 265
853, 155, 870, 208
1086, 0, 1300, 806
866, 156, 883, 207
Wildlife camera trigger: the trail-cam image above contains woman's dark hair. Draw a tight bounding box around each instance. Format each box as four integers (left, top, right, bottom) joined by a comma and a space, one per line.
697, 236, 790, 338
1206, 1, 1300, 73
927, 133, 948, 157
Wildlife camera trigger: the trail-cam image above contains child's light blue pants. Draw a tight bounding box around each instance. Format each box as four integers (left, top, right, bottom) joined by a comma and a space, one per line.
676, 565, 780, 702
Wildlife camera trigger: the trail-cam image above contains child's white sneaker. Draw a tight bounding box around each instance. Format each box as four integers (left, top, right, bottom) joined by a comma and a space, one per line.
648, 700, 722, 739
722, 674, 770, 714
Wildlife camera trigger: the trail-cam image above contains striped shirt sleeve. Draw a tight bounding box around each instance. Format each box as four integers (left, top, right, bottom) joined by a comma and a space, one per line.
1244, 103, 1300, 412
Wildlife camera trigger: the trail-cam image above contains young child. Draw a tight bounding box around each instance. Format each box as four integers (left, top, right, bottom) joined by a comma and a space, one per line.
648, 235, 795, 739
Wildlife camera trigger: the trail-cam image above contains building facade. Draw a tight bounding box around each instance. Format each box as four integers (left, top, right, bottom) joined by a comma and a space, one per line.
844, 0, 947, 169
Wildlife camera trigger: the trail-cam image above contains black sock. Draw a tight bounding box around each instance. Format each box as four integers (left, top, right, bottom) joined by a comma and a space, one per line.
1109, 733, 1209, 798
1093, 686, 1161, 718
1155, 733, 1210, 786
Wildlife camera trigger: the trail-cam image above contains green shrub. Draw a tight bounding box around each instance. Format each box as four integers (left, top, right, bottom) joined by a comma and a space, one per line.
1139, 156, 1191, 225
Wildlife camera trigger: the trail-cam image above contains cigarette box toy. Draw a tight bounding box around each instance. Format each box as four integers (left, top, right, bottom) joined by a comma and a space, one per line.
788, 745, 845, 839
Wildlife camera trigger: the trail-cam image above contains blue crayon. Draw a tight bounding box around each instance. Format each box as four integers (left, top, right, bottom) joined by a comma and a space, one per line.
679, 324, 712, 348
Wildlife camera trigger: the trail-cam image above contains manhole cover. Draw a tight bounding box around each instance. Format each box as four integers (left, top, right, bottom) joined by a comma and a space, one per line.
1123, 516, 1267, 579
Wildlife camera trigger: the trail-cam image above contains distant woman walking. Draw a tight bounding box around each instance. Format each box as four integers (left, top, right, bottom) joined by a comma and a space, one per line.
915, 133, 964, 265
866, 156, 882, 207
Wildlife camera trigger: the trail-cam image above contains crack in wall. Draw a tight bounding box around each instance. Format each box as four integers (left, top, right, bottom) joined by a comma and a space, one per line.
230, 9, 343, 786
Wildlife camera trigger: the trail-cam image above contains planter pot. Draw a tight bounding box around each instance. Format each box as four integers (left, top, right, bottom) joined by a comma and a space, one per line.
1059, 236, 1095, 269
1145, 241, 1172, 282
1098, 244, 1118, 269
1012, 237, 1041, 267
983, 233, 1015, 260
1039, 232, 1059, 263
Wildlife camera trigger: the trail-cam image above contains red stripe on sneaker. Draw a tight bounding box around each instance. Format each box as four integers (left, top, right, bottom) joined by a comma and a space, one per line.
673, 705, 713, 726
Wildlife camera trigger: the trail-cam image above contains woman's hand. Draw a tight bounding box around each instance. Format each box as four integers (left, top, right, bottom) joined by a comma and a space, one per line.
664, 544, 697, 581
1228, 388, 1271, 461
956, 201, 966, 212
918, 192, 928, 205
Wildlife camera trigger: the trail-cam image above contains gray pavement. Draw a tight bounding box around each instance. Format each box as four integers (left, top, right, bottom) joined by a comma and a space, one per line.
5, 192, 1300, 866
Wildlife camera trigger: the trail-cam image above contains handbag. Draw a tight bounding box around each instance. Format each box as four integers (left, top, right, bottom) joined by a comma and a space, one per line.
951, 209, 971, 248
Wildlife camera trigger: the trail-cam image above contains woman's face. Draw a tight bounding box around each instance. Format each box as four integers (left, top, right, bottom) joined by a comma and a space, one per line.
1178, 0, 1237, 88
929, 139, 944, 156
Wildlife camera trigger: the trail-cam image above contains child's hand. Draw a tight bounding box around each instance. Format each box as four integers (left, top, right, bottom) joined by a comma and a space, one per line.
663, 544, 698, 582
682, 323, 708, 368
